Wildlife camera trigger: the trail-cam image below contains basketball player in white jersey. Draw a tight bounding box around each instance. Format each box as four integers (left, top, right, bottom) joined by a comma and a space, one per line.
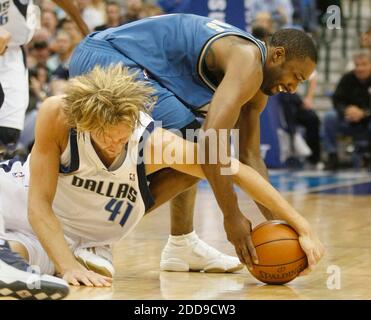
0, 65, 324, 299
0, 0, 88, 158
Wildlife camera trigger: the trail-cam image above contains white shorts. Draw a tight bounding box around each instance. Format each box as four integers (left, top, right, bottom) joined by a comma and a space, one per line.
0, 158, 78, 275
0, 46, 29, 130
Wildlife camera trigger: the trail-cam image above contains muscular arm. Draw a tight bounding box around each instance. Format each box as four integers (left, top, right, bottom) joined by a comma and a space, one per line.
145, 128, 303, 230
195, 39, 265, 267
202, 39, 263, 219
144, 128, 325, 273
51, 0, 89, 35
237, 92, 276, 220
28, 97, 79, 274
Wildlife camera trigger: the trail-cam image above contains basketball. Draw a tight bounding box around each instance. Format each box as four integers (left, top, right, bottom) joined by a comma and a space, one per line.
249, 220, 308, 285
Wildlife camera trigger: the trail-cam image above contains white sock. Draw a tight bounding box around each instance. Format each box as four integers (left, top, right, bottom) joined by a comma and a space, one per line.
168, 231, 198, 245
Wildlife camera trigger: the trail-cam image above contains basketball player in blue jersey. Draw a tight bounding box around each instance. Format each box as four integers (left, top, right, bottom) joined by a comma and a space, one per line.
69, 14, 318, 271
0, 65, 324, 299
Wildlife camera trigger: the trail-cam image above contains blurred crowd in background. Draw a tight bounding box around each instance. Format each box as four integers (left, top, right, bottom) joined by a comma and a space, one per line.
2, 0, 371, 170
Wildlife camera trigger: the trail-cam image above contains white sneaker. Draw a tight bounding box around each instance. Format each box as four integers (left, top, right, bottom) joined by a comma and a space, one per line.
74, 246, 114, 278
0, 240, 69, 300
160, 232, 243, 273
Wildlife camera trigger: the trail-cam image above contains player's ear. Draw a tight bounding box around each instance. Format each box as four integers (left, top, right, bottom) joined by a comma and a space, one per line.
272, 47, 286, 64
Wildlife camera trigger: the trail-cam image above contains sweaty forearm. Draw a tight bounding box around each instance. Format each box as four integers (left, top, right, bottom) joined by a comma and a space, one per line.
200, 133, 240, 217
241, 155, 276, 220
231, 159, 310, 235
201, 162, 240, 217
28, 204, 79, 273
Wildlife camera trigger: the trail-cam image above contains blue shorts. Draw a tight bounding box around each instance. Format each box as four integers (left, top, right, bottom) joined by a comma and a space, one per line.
69, 36, 198, 130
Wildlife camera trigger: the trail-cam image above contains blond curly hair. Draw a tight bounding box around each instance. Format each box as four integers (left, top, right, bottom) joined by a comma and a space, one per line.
63, 64, 155, 133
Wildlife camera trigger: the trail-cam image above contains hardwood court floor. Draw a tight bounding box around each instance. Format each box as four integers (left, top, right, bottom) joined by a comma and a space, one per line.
66, 170, 371, 300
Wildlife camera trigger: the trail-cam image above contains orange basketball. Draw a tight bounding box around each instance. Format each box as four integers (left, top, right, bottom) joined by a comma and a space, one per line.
249, 220, 308, 285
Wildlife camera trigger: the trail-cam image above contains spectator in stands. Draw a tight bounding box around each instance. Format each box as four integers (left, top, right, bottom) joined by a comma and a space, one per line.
59, 18, 84, 48
29, 65, 51, 107
77, 0, 105, 31
138, 3, 164, 19
253, 11, 275, 35
277, 71, 322, 169
123, 0, 144, 23
47, 30, 74, 79
30, 39, 51, 69
323, 50, 371, 170
360, 26, 371, 49
41, 10, 59, 37
346, 26, 371, 71
250, 0, 294, 29
95, 1, 123, 31
291, 0, 319, 34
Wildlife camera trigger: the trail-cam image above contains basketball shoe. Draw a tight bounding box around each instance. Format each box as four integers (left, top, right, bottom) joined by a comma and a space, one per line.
160, 231, 244, 273
0, 239, 69, 300
74, 245, 114, 278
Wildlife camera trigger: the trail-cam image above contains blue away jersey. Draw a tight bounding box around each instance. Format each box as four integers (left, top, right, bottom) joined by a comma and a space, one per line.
94, 14, 267, 109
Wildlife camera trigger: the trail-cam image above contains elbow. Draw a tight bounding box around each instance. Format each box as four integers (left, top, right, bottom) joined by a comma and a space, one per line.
27, 204, 41, 227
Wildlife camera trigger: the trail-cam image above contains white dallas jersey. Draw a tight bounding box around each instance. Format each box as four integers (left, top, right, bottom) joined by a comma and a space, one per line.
53, 112, 155, 248
0, 0, 39, 47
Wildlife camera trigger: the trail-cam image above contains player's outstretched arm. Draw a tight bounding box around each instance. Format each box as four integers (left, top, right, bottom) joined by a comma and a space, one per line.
28, 97, 111, 287
144, 128, 324, 274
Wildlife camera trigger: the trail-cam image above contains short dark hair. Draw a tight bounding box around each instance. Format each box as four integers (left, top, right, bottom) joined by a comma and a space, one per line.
269, 28, 318, 63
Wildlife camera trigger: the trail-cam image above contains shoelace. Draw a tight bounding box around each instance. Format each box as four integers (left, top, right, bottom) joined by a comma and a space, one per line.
0, 240, 30, 271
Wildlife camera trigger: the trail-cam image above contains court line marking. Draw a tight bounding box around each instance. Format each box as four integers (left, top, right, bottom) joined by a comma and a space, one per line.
283, 177, 371, 195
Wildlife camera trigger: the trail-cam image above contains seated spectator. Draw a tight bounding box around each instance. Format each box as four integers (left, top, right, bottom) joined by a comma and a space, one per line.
252, 11, 275, 35
123, 0, 144, 23
59, 18, 84, 48
95, 1, 123, 31
323, 50, 371, 170
77, 0, 105, 31
47, 30, 74, 79
346, 26, 371, 71
29, 39, 51, 69
277, 72, 322, 169
138, 3, 164, 19
360, 26, 371, 49
250, 0, 294, 29
29, 65, 51, 108
291, 0, 318, 34
41, 9, 58, 37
